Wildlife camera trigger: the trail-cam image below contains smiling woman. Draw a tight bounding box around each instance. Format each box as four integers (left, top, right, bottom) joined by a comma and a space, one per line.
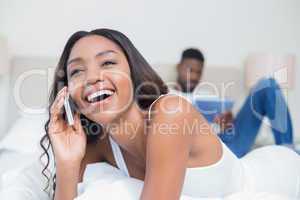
38, 28, 300, 200
39, 28, 173, 199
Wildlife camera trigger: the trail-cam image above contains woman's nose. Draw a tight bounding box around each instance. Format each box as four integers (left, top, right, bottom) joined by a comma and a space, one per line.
85, 66, 103, 85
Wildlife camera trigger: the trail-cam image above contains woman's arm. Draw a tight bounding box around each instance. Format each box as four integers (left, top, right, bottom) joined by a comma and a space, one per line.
54, 163, 81, 200
141, 95, 199, 200
48, 87, 87, 200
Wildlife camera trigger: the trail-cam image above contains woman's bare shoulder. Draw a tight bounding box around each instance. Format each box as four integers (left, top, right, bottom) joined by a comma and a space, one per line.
148, 94, 202, 122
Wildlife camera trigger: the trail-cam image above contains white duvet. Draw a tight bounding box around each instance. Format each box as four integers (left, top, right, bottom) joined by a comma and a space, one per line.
0, 154, 294, 200
74, 163, 291, 200
76, 179, 289, 200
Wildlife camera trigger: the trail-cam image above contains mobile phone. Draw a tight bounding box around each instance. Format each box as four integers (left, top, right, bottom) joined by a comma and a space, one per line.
64, 93, 76, 126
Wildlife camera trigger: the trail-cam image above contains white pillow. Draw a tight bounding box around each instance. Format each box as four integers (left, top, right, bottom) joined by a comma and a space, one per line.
224, 192, 290, 200
0, 114, 48, 154
0, 150, 36, 188
76, 163, 221, 200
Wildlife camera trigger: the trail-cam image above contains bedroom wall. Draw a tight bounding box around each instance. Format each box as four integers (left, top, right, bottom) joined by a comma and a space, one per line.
0, 0, 298, 65
0, 0, 299, 133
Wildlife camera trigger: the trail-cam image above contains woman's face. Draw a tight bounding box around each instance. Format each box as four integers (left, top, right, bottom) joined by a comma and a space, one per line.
66, 35, 134, 125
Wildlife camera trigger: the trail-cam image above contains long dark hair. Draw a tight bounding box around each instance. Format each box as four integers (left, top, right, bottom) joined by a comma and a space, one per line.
40, 28, 168, 195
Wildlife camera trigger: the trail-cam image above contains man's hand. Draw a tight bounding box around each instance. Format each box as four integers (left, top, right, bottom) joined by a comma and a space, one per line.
213, 111, 234, 132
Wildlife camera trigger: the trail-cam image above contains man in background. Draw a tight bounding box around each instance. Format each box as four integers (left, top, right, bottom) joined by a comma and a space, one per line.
172, 48, 294, 157
174, 49, 204, 93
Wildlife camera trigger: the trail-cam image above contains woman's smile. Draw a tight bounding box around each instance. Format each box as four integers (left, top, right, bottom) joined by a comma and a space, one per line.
81, 83, 117, 114
84, 89, 115, 113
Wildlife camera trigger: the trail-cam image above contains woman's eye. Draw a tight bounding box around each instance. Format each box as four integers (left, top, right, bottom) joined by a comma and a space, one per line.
70, 69, 82, 77
102, 61, 116, 67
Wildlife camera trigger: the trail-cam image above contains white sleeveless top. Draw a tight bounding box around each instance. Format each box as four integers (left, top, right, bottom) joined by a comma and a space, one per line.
109, 136, 244, 198
108, 93, 245, 198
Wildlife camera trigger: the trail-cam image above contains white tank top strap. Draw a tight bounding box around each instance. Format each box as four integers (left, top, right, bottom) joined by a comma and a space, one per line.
109, 136, 130, 177
147, 93, 177, 121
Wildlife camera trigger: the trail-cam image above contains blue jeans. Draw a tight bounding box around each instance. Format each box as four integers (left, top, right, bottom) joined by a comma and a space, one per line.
218, 78, 294, 158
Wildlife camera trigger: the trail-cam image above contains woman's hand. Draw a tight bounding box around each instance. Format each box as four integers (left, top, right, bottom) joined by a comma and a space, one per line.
48, 86, 87, 167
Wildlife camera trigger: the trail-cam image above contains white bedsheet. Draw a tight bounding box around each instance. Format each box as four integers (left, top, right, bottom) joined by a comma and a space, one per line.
0, 158, 294, 200
74, 162, 292, 200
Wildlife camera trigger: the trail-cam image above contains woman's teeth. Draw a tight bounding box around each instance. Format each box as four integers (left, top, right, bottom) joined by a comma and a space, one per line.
87, 90, 114, 103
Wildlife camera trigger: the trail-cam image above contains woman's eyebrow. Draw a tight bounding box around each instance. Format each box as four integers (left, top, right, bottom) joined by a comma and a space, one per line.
67, 57, 82, 66
95, 50, 117, 58
67, 50, 117, 66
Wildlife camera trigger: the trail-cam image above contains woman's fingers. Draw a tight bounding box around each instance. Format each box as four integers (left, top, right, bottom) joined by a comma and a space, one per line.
53, 86, 67, 106
50, 87, 67, 119
49, 87, 68, 135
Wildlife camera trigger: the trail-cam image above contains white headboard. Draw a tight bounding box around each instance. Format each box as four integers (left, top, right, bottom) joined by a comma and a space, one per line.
5, 57, 58, 131
0, 37, 11, 139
